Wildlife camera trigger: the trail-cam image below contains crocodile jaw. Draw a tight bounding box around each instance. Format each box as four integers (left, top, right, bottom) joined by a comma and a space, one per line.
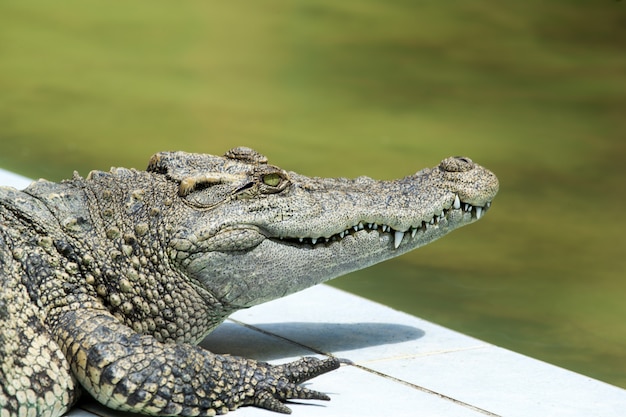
176, 155, 498, 309
184, 193, 492, 308
272, 193, 491, 250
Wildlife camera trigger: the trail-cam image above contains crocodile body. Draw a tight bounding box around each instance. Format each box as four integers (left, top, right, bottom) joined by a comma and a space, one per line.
0, 147, 498, 416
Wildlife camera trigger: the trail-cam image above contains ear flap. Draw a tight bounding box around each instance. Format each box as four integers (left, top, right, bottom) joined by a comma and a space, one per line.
147, 151, 226, 181
178, 173, 245, 197
146, 147, 269, 181
146, 148, 275, 204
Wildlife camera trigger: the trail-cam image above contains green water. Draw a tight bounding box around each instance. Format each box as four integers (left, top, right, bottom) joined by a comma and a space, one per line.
1, 1, 625, 387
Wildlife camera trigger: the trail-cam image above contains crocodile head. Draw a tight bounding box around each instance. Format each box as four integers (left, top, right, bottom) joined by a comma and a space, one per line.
148, 147, 499, 309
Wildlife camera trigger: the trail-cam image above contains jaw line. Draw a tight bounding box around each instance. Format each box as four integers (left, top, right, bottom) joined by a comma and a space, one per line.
267, 195, 490, 252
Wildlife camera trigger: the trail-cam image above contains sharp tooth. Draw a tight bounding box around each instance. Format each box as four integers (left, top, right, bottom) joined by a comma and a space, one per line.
429, 218, 435, 225
453, 195, 461, 209
353, 225, 359, 232
299, 238, 304, 243
372, 224, 378, 230
339, 231, 345, 239
368, 223, 373, 229
411, 228, 417, 238
464, 203, 470, 212
475, 206, 483, 219
382, 225, 389, 233
358, 222, 364, 230
394, 231, 404, 249
311, 238, 318, 245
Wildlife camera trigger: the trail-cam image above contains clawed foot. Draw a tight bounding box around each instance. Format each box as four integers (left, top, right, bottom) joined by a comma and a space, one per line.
245, 357, 348, 414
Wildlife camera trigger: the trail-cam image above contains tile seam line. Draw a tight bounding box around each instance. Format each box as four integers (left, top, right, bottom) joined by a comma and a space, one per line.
226, 318, 502, 417
359, 344, 490, 364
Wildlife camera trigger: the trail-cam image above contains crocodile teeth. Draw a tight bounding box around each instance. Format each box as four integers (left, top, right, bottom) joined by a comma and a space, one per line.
288, 197, 493, 249
453, 194, 461, 209
394, 231, 405, 249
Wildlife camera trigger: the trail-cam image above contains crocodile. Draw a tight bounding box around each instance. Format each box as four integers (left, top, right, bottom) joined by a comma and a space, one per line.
0, 147, 498, 416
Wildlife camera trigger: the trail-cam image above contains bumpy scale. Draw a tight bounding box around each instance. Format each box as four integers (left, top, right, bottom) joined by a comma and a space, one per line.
0, 147, 498, 416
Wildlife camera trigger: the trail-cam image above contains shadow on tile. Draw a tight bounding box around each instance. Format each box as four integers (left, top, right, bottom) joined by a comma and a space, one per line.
201, 321, 424, 361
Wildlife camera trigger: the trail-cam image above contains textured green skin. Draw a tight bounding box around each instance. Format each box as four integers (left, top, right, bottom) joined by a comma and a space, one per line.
0, 147, 498, 416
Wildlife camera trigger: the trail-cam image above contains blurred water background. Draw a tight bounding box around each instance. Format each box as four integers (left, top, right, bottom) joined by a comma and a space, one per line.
1, 1, 625, 387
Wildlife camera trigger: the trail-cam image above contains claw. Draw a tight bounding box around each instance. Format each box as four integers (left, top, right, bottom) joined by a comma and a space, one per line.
277, 357, 342, 383
253, 390, 293, 414
243, 356, 346, 414
337, 357, 354, 366
251, 383, 331, 414
288, 385, 330, 401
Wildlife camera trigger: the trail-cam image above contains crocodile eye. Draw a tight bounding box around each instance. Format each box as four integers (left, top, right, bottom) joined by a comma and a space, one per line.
258, 171, 289, 194
262, 173, 282, 187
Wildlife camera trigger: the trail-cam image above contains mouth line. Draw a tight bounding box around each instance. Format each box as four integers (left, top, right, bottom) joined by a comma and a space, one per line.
273, 194, 492, 250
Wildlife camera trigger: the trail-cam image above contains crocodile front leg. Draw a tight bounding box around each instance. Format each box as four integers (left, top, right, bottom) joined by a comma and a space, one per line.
51, 307, 340, 415
0, 232, 79, 417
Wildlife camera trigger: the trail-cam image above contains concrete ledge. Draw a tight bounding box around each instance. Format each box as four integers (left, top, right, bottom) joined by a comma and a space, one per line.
0, 168, 33, 190
2, 168, 625, 417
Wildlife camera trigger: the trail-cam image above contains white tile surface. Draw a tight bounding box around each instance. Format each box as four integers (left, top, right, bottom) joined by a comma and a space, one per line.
219, 286, 626, 417
1, 168, 625, 417
0, 168, 32, 189
227, 284, 489, 362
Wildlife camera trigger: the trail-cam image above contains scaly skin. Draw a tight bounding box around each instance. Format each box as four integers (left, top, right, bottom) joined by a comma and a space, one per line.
0, 147, 498, 416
